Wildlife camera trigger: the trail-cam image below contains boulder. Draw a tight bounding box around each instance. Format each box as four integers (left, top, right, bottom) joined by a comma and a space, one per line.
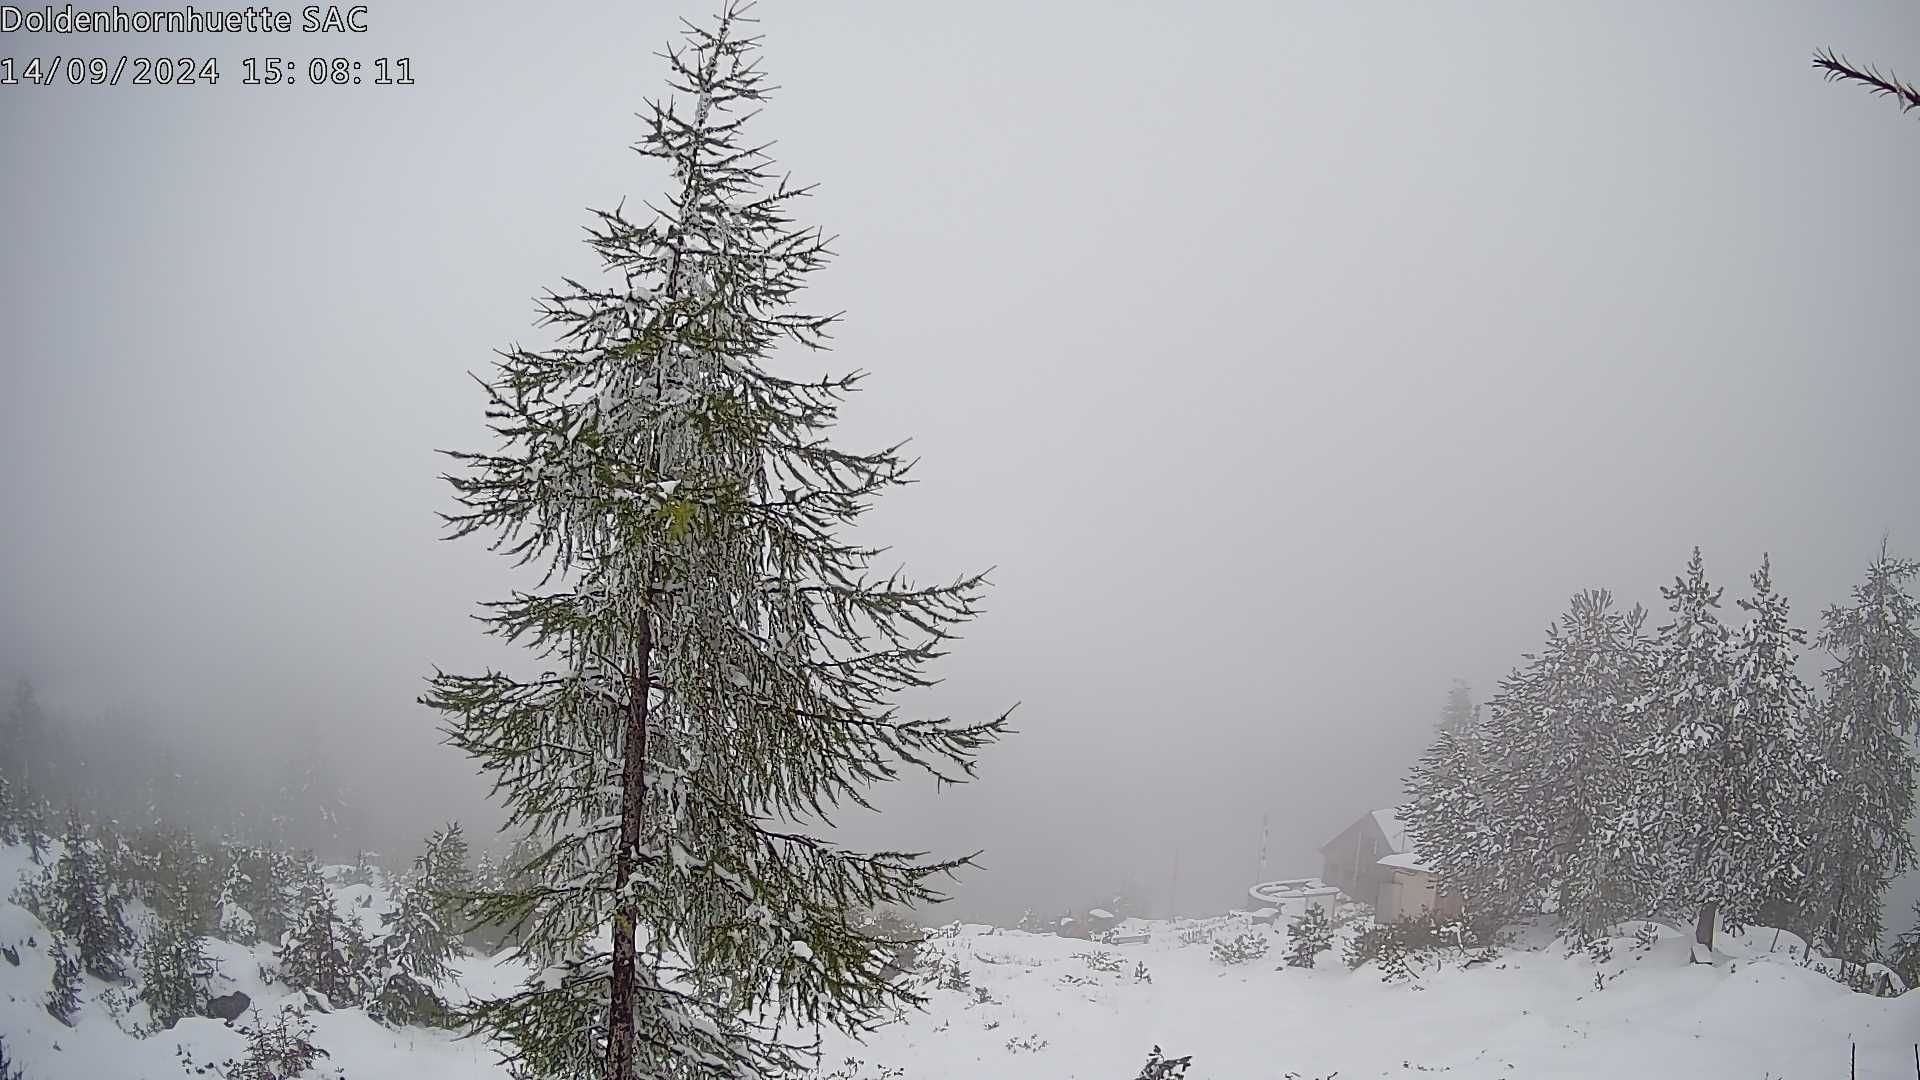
205, 990, 250, 1023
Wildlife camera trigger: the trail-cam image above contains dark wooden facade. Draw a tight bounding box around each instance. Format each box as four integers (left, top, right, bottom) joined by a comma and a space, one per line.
1319, 809, 1403, 907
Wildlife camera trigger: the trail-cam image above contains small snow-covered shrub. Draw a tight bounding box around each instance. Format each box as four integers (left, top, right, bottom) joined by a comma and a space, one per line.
930, 954, 971, 991
0, 1031, 24, 1080
100, 985, 150, 1037
1134, 1045, 1194, 1080
1004, 1034, 1048, 1053
1210, 931, 1270, 966
1133, 961, 1152, 984
816, 1057, 906, 1080
1345, 915, 1483, 982
1285, 906, 1333, 968
855, 906, 927, 979
1834, 961, 1905, 998
1076, 949, 1123, 973
224, 1005, 328, 1080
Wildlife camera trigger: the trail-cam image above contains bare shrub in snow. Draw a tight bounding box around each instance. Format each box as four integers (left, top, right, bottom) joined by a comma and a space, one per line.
815, 1058, 905, 1080
1134, 1045, 1194, 1079
224, 1004, 328, 1080
1210, 931, 1270, 966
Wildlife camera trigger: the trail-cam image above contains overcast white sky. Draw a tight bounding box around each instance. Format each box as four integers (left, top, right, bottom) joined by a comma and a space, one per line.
3, 0, 1918, 920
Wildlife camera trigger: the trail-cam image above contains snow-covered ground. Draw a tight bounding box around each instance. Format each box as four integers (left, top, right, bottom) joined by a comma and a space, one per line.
830, 917, 1918, 1079
1, 838, 1914, 1079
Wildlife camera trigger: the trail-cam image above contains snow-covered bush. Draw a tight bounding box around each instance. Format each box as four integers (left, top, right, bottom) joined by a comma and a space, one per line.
816, 1058, 905, 1080
1134, 1044, 1194, 1079
0, 1031, 21, 1080
930, 954, 971, 991
1345, 916, 1484, 983
224, 1005, 328, 1080
855, 906, 926, 979
1076, 949, 1123, 973
1210, 931, 1270, 966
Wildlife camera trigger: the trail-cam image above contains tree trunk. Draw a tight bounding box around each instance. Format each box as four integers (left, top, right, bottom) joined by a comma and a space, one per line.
1694, 900, 1718, 955
606, 614, 653, 1080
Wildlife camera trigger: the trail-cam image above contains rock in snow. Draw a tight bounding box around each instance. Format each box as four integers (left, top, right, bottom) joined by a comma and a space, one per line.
205, 990, 251, 1023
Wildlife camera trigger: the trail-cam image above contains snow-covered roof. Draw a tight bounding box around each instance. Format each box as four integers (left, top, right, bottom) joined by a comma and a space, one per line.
1377, 851, 1434, 873
1088, 908, 1114, 920
1371, 808, 1410, 854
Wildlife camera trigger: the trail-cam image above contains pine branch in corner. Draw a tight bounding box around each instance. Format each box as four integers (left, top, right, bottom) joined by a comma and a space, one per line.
1813, 49, 1920, 115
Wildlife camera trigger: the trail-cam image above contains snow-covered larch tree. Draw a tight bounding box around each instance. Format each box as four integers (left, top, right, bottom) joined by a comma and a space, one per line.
424, 6, 1009, 1078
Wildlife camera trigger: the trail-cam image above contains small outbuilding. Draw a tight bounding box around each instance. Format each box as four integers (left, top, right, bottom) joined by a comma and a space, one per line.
1373, 851, 1462, 924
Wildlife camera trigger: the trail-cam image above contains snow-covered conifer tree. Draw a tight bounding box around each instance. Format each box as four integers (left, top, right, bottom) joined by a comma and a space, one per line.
0, 775, 17, 846
1463, 590, 1650, 938
1637, 553, 1818, 953
370, 847, 459, 1027
1628, 550, 1733, 946
1283, 905, 1332, 968
44, 940, 80, 1026
1403, 720, 1521, 932
54, 815, 133, 980
277, 877, 368, 1007
1, 679, 47, 795
1436, 679, 1478, 737
1801, 542, 1920, 960
421, 821, 471, 901
1889, 902, 1920, 989
23, 800, 47, 864
425, 7, 1007, 1078
139, 890, 213, 1029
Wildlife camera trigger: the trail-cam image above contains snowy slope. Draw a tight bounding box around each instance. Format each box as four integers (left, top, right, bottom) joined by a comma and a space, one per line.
0, 839, 522, 1079
1, 838, 1914, 1079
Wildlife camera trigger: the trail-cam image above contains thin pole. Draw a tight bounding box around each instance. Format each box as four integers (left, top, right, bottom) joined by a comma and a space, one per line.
1167, 846, 1182, 920
1258, 814, 1269, 884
